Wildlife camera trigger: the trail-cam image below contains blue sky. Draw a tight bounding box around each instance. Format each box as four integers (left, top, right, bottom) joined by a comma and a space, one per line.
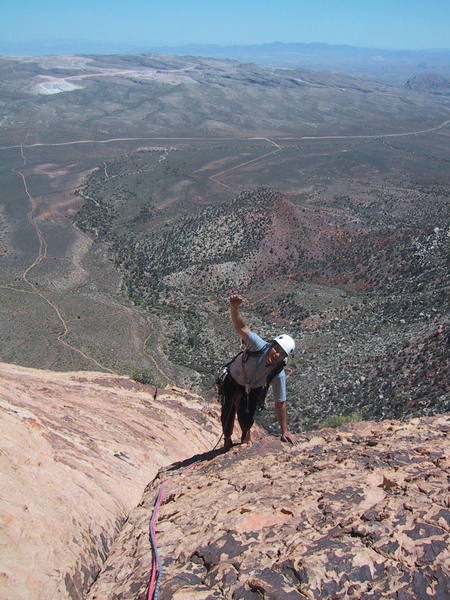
1, 0, 449, 50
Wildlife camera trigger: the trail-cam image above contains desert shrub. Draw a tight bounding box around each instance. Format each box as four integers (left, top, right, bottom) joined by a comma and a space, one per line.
318, 413, 363, 429
131, 368, 154, 385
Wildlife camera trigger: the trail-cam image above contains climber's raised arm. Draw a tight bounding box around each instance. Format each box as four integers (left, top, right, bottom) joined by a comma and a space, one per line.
229, 295, 250, 341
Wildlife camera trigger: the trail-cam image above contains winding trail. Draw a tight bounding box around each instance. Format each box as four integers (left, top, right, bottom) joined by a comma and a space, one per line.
0, 117, 448, 151
0, 278, 116, 373
4, 145, 177, 380
142, 331, 171, 384
16, 169, 49, 286
279, 118, 450, 141
19, 144, 26, 166
254, 137, 282, 149
3, 154, 117, 374
209, 143, 282, 189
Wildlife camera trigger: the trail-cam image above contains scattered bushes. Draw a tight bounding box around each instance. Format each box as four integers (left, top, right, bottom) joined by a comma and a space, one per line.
131, 368, 154, 385
318, 413, 363, 429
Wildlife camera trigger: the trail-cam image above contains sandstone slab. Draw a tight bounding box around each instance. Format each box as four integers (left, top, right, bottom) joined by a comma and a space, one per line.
0, 362, 221, 600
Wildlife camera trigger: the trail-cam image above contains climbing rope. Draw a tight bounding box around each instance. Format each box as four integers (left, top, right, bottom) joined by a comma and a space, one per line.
147, 460, 201, 600
147, 479, 166, 599
146, 393, 236, 598
146, 430, 227, 599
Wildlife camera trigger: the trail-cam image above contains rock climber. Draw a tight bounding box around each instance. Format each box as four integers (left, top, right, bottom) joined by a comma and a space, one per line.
220, 294, 298, 449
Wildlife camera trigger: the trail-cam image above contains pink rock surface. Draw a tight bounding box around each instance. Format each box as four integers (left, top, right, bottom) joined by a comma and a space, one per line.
0, 362, 221, 600
87, 415, 450, 600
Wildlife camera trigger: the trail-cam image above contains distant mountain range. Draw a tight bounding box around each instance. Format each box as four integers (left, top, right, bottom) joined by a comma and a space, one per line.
2, 40, 450, 83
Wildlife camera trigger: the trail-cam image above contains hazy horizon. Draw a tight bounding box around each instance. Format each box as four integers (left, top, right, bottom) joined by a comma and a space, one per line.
2, 39, 450, 57
2, 0, 450, 55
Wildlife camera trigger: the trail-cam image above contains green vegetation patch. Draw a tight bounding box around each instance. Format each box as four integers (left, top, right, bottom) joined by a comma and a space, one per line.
318, 413, 363, 429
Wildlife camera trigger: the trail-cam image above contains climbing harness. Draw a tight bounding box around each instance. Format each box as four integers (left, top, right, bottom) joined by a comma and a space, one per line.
216, 342, 286, 411
215, 343, 270, 394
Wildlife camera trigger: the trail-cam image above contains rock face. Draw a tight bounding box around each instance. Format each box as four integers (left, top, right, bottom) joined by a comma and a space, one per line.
87, 415, 450, 599
2, 361, 448, 599
0, 362, 221, 600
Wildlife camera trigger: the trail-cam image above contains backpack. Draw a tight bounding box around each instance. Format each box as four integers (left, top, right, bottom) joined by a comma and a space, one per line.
215, 343, 286, 409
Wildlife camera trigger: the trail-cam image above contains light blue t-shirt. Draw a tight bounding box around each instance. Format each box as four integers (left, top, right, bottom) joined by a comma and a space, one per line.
228, 331, 287, 402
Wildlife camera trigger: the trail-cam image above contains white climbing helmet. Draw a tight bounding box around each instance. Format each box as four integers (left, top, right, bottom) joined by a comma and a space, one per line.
273, 334, 295, 357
